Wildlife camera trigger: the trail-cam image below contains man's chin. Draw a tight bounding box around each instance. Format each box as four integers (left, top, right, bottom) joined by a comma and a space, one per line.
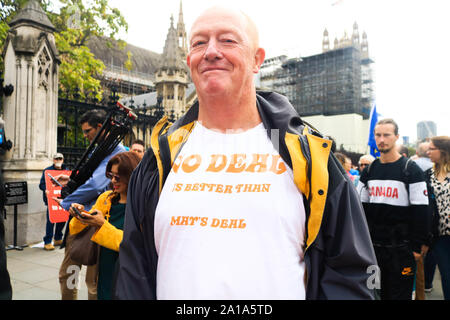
200, 83, 228, 96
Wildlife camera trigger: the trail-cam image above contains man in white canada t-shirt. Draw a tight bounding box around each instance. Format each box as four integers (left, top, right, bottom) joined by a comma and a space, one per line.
115, 6, 377, 300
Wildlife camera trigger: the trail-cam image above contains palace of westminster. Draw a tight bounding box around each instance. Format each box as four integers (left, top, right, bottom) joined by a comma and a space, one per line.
92, 1, 375, 153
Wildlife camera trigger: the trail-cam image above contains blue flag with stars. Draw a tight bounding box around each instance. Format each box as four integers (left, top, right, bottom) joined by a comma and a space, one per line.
368, 105, 380, 158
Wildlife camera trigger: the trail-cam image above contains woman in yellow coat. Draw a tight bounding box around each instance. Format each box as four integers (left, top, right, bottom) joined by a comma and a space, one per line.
69, 151, 141, 300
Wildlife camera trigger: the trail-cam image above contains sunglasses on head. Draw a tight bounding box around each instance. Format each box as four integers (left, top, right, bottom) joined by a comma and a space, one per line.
106, 172, 121, 182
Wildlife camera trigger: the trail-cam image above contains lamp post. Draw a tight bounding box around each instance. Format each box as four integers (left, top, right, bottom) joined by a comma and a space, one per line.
109, 84, 120, 107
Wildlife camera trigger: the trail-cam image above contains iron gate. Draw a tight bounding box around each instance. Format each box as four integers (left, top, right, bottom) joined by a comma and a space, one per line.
57, 95, 163, 169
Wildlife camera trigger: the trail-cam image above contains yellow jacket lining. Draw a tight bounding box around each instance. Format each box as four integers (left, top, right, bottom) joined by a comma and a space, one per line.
69, 190, 124, 252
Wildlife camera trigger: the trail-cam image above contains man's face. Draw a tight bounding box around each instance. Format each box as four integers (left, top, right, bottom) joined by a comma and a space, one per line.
187, 8, 264, 98
53, 158, 63, 169
130, 143, 145, 159
359, 160, 371, 172
374, 124, 399, 154
81, 122, 101, 143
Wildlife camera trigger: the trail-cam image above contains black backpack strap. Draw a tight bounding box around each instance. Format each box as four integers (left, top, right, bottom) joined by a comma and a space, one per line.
403, 158, 412, 178
402, 158, 413, 196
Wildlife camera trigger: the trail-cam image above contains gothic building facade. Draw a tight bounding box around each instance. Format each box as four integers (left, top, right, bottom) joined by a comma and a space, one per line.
89, 1, 193, 119
154, 14, 190, 118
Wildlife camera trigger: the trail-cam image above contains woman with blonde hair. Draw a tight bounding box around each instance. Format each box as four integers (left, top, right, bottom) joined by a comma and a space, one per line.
425, 135, 450, 300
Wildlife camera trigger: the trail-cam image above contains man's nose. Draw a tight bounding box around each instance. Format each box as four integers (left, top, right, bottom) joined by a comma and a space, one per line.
204, 39, 222, 61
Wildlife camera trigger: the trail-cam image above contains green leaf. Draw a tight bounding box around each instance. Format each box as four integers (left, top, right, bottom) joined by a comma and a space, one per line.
0, 0, 128, 101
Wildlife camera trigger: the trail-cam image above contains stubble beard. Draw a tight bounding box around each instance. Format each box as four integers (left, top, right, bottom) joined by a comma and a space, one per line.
378, 146, 392, 154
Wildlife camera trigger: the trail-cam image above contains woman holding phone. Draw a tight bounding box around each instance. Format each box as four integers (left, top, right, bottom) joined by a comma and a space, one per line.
69, 151, 141, 300
425, 136, 450, 300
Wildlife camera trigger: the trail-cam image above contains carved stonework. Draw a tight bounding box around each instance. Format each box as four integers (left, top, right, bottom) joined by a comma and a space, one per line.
155, 13, 189, 119
1, 0, 60, 245
37, 46, 51, 89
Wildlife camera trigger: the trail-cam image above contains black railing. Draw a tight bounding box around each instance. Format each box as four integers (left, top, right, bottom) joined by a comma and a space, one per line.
57, 90, 163, 169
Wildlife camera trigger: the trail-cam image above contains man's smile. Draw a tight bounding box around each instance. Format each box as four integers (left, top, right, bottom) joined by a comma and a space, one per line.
200, 66, 229, 74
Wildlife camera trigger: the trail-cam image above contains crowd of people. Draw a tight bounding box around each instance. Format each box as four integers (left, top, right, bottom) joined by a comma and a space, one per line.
0, 5, 448, 301
348, 123, 449, 300
336, 127, 449, 301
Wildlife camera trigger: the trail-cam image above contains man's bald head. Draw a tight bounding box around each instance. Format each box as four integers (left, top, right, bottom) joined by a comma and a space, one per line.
186, 4, 266, 125
189, 6, 260, 51
238, 10, 260, 51
417, 141, 430, 157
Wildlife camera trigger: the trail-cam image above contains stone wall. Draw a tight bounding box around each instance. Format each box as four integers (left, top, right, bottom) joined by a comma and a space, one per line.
1, 1, 60, 245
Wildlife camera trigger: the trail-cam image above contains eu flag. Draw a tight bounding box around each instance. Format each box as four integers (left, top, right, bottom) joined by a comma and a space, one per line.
368, 105, 380, 158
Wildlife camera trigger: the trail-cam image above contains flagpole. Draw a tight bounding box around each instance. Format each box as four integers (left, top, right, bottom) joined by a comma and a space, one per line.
367, 104, 380, 158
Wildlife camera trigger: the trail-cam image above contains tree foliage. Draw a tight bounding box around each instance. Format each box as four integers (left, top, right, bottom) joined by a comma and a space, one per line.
0, 0, 128, 100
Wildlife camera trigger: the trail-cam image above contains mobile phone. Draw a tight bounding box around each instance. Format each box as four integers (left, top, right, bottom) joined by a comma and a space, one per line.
73, 206, 97, 219
72, 206, 88, 219
47, 173, 63, 188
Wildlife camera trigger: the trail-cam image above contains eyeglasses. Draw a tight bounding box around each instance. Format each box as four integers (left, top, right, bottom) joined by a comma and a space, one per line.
54, 157, 63, 161
106, 172, 121, 182
82, 127, 94, 135
359, 163, 369, 167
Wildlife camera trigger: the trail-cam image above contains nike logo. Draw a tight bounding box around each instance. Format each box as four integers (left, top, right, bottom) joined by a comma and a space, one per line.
402, 267, 413, 276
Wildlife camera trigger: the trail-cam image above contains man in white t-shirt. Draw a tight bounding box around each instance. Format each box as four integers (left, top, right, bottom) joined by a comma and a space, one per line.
115, 6, 377, 300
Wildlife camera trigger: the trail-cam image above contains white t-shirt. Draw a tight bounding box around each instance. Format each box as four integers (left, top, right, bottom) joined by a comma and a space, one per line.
154, 121, 306, 300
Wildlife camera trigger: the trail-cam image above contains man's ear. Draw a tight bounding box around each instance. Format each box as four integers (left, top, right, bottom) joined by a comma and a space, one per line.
253, 47, 266, 74
187, 54, 191, 68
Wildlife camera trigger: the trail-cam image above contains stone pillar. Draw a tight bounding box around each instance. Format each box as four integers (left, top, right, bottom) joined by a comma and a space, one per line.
0, 1, 60, 245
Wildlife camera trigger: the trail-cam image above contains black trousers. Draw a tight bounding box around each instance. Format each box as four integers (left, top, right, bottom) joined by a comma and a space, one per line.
374, 243, 416, 300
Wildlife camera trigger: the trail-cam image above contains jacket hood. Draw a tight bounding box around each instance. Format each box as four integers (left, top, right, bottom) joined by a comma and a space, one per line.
167, 91, 310, 136
158, 91, 323, 170
256, 91, 306, 135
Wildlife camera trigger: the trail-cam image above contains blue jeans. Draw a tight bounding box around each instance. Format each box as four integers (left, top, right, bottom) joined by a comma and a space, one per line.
43, 209, 66, 244
433, 236, 450, 300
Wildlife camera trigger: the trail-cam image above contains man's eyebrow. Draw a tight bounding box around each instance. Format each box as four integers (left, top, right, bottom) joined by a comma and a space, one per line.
190, 26, 245, 42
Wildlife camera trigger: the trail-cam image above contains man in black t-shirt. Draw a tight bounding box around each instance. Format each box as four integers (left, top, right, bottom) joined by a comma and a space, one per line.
356, 118, 429, 300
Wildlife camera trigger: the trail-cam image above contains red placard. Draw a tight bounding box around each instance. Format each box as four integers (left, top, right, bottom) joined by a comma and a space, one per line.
45, 170, 72, 223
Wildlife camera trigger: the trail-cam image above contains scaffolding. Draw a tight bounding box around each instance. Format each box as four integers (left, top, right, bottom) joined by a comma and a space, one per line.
260, 45, 374, 120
